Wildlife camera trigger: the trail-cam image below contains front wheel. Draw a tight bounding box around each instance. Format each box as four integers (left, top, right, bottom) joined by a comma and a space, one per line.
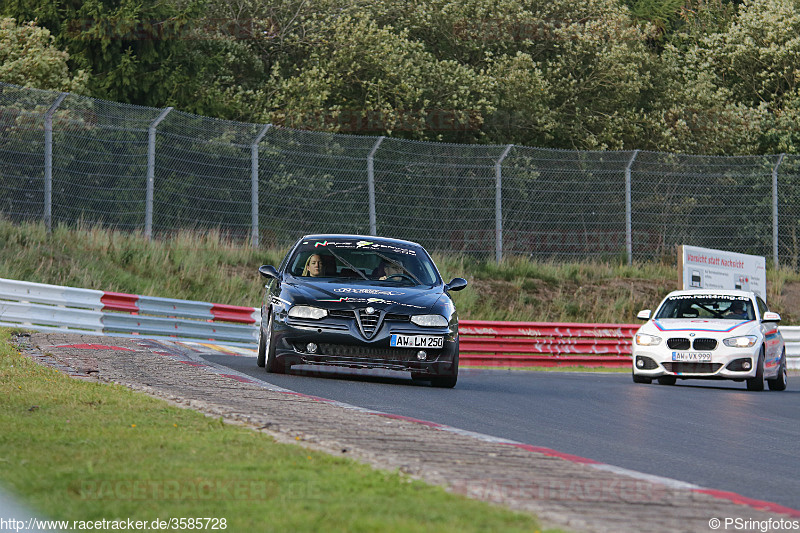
263, 313, 286, 374
256, 323, 266, 367
746, 351, 765, 391
767, 351, 788, 391
632, 371, 651, 384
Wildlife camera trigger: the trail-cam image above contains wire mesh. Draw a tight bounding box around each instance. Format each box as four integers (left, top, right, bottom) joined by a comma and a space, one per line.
631, 152, 778, 260
2, 81, 800, 265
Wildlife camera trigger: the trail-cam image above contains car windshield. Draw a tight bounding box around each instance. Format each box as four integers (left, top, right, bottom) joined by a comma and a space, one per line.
286, 238, 440, 286
654, 295, 755, 320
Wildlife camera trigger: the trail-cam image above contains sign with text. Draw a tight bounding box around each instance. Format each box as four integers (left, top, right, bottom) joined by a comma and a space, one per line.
679, 245, 766, 299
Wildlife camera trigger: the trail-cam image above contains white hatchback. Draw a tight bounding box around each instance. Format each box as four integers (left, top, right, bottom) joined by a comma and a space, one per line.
632, 289, 787, 391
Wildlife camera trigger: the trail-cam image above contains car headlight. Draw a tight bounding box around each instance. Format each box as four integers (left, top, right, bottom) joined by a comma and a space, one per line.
411, 314, 448, 327
635, 333, 662, 346
288, 305, 328, 320
723, 336, 758, 348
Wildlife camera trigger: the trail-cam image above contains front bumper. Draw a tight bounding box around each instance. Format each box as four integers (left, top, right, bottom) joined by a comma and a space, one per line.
266, 312, 458, 375
631, 346, 758, 380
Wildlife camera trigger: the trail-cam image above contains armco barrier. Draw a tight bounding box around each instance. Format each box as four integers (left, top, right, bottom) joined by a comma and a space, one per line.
0, 278, 259, 346
2, 277, 799, 368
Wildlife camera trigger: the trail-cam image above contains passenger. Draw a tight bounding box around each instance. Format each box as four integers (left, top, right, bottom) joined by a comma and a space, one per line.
302, 254, 325, 277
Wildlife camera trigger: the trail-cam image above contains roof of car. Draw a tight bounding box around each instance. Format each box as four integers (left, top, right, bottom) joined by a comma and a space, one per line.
665, 288, 757, 298
298, 234, 424, 248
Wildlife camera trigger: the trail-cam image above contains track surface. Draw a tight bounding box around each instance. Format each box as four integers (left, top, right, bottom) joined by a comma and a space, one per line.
198, 350, 800, 511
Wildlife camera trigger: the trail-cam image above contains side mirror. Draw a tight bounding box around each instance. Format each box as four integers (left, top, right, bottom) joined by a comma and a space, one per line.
258, 265, 280, 280
762, 311, 781, 323
637, 309, 652, 320
446, 277, 468, 292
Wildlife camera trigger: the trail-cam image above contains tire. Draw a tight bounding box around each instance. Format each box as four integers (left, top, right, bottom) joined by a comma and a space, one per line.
657, 376, 677, 386
632, 371, 651, 384
430, 344, 458, 388
256, 322, 266, 368
767, 351, 788, 391
746, 351, 765, 391
263, 312, 286, 374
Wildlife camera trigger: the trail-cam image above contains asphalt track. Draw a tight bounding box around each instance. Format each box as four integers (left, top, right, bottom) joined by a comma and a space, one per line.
195, 348, 800, 512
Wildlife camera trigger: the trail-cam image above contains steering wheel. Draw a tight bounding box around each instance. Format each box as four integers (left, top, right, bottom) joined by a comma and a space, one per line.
383, 273, 415, 283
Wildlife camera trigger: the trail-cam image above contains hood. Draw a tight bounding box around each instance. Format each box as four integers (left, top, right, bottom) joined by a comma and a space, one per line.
643, 318, 758, 336
283, 278, 444, 313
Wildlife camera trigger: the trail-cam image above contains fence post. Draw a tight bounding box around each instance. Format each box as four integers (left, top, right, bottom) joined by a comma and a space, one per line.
145, 107, 173, 240
773, 153, 786, 267
367, 136, 385, 236
250, 124, 272, 248
625, 149, 640, 265
495, 144, 514, 263
44, 92, 68, 234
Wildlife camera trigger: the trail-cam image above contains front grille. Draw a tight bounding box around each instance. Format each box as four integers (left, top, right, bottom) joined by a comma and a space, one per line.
384, 313, 410, 322
692, 338, 717, 350
662, 362, 722, 374
328, 310, 354, 319
358, 309, 381, 337
667, 338, 690, 350
318, 344, 419, 360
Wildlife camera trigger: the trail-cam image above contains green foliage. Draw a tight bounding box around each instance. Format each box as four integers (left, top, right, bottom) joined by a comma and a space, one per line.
3, 0, 800, 153
0, 18, 87, 91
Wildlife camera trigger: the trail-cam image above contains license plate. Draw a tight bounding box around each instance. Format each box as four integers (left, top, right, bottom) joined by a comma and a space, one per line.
390, 335, 444, 349
672, 352, 712, 362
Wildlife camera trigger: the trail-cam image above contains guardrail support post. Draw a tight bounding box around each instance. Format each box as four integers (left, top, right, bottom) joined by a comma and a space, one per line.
625, 150, 640, 266
44, 92, 68, 234
495, 144, 514, 264
145, 107, 173, 240
250, 124, 272, 248
773, 153, 785, 267
367, 136, 385, 236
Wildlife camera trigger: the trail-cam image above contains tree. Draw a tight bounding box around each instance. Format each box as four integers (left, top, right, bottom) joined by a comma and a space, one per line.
0, 18, 87, 92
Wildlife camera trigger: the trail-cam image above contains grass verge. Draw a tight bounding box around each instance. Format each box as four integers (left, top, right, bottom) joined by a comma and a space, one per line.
6, 218, 800, 323
0, 329, 557, 532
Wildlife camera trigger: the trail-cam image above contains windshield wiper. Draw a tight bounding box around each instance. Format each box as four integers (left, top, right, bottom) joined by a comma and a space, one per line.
373, 251, 423, 285
324, 247, 370, 281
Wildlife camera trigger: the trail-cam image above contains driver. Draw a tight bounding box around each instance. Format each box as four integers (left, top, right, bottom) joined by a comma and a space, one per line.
726, 300, 749, 319
375, 259, 405, 280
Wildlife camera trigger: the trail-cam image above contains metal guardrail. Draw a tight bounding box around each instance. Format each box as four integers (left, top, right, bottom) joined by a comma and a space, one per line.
0, 278, 259, 347
2, 277, 799, 368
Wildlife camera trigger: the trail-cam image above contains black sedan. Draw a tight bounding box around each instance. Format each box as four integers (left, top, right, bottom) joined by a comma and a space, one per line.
256, 235, 467, 387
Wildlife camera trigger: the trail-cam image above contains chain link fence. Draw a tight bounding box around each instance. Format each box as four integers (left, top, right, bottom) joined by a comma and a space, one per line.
2, 81, 799, 265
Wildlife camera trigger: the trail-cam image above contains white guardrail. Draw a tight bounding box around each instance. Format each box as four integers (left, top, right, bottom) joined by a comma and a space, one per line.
0, 277, 260, 347
1, 277, 799, 368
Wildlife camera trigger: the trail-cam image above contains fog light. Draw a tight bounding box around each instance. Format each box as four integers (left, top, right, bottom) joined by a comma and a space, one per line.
742, 360, 751, 371
417, 350, 427, 361
636, 359, 645, 368
306, 342, 318, 354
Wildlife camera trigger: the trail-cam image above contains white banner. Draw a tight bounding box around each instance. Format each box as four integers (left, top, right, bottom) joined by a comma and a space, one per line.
679, 245, 766, 299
